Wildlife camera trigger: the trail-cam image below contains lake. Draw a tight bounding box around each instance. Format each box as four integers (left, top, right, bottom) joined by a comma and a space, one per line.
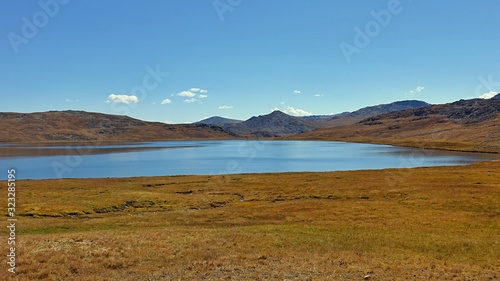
0, 140, 498, 180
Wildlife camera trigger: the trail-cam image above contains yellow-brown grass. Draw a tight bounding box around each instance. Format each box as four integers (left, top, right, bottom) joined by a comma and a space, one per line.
1, 161, 499, 280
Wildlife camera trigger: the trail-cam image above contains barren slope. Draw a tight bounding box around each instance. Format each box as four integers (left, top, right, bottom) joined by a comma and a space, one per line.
0, 111, 236, 142
292, 98, 500, 153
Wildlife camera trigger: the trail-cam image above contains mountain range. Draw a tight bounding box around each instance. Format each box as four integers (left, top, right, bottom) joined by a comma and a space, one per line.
0, 96, 498, 150
292, 97, 500, 152
198, 100, 430, 137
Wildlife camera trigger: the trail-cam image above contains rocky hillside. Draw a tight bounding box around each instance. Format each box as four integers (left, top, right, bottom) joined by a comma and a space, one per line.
223, 110, 322, 137
312, 100, 430, 127
361, 98, 499, 125
0, 111, 236, 142
292, 98, 500, 152
208, 100, 429, 137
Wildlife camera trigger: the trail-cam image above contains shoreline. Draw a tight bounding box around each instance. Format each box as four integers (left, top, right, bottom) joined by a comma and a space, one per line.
1, 145, 499, 181
7, 160, 499, 182
2, 137, 499, 153
283, 136, 500, 154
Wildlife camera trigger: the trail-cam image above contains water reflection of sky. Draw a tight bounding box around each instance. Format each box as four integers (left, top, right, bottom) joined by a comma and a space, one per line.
0, 140, 498, 180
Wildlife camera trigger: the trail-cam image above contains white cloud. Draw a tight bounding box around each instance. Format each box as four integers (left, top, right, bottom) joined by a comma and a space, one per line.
177, 91, 196, 98
176, 88, 208, 101
314, 94, 324, 97
286, 106, 312, 116
183, 98, 197, 103
406, 86, 425, 96
479, 91, 497, 99
106, 94, 139, 104
161, 99, 172, 105
65, 99, 80, 102
280, 101, 285, 105
219, 105, 233, 110
293, 90, 301, 94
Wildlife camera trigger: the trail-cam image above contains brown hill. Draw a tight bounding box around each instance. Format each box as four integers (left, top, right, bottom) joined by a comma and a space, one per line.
223, 110, 323, 137
195, 116, 243, 125
291, 99, 500, 153
310, 100, 430, 127
0, 110, 236, 143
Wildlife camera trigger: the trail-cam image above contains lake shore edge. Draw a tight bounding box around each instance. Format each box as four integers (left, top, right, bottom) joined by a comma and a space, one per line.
1, 137, 499, 159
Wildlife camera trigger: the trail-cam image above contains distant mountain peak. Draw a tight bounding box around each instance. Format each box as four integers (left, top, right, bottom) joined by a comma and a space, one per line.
492, 93, 500, 99
223, 110, 319, 137
195, 116, 242, 125
270, 110, 286, 114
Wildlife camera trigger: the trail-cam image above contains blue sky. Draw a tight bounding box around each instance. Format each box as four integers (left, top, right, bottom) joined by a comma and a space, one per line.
1, 0, 499, 123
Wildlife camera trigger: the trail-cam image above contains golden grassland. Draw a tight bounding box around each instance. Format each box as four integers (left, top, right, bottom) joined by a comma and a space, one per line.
1, 161, 499, 280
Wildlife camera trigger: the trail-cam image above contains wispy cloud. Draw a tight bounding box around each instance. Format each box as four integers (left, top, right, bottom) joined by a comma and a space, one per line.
65, 99, 80, 102
406, 86, 425, 96
177, 91, 196, 98
478, 91, 497, 99
286, 106, 312, 116
183, 98, 197, 103
106, 94, 139, 104
219, 105, 233, 109
293, 90, 301, 94
314, 94, 324, 97
198, 94, 208, 99
161, 99, 172, 105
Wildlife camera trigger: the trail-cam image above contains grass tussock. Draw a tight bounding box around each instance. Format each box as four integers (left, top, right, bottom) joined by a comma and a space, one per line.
1, 161, 499, 280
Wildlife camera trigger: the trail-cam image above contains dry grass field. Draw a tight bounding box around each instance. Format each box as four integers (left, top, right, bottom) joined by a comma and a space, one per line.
1, 161, 499, 280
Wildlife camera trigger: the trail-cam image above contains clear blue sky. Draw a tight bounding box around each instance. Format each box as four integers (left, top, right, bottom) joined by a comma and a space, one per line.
1, 0, 499, 123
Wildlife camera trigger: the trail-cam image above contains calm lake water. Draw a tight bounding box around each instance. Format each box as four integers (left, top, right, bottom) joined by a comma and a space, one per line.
0, 140, 498, 180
